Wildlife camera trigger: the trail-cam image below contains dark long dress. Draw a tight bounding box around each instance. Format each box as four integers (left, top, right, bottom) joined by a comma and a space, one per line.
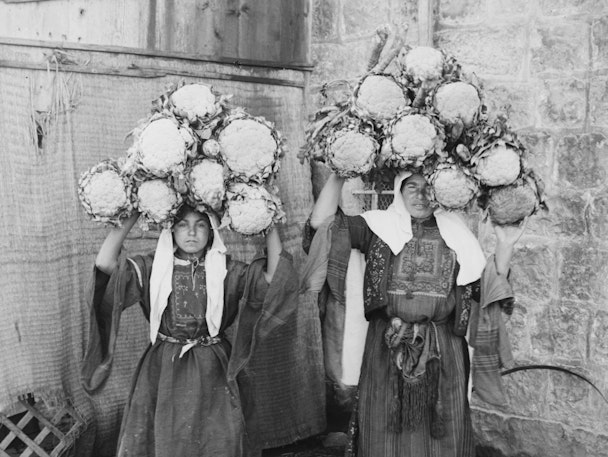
116, 257, 261, 457
82, 251, 298, 457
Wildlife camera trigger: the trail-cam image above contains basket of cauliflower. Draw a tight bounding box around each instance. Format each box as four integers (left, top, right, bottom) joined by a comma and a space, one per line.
78, 82, 286, 235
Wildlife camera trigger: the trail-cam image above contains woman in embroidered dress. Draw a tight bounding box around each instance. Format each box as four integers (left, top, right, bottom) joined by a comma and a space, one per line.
303, 171, 526, 457
81, 204, 296, 457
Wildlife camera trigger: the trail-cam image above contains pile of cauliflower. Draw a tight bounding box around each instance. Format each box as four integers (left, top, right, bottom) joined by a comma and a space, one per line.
78, 82, 285, 234
300, 43, 546, 225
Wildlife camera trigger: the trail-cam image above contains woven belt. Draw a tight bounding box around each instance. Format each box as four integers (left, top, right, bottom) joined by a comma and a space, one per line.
157, 332, 221, 347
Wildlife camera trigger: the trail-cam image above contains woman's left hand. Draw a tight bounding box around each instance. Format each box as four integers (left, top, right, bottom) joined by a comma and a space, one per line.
493, 217, 528, 247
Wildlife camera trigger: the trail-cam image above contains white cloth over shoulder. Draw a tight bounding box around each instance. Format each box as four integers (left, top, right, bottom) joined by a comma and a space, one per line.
149, 213, 227, 353
360, 170, 486, 285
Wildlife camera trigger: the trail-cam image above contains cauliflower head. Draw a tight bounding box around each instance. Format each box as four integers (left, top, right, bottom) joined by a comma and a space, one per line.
354, 75, 409, 120
388, 114, 439, 165
78, 160, 132, 225
434, 82, 481, 127
474, 143, 521, 186
170, 84, 217, 121
327, 130, 378, 178
218, 118, 278, 181
402, 46, 444, 82
188, 159, 226, 211
430, 167, 478, 209
487, 181, 537, 225
136, 179, 182, 225
224, 183, 284, 235
138, 118, 188, 177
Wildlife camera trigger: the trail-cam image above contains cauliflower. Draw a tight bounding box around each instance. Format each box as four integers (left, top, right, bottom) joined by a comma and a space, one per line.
137, 118, 188, 177
487, 181, 537, 225
170, 84, 217, 122
434, 82, 481, 127
473, 142, 521, 186
135, 179, 183, 226
78, 160, 132, 225
326, 129, 379, 178
354, 74, 409, 120
187, 159, 226, 211
429, 166, 478, 209
401, 46, 444, 82
218, 115, 280, 182
224, 183, 285, 235
202, 139, 221, 158
385, 114, 440, 167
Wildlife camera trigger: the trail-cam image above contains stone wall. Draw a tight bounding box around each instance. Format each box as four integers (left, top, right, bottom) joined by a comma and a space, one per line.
309, 0, 608, 455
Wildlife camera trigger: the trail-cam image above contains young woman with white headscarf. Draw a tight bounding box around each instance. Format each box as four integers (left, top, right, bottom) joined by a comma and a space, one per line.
82, 205, 296, 457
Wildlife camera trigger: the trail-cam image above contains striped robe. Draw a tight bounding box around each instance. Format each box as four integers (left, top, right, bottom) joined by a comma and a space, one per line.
303, 213, 514, 457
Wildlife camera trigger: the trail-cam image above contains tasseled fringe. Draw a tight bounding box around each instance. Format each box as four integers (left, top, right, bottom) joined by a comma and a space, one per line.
388, 357, 446, 436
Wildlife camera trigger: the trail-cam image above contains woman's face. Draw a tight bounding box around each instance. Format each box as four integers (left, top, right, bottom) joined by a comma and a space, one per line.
401, 174, 434, 219
173, 211, 211, 258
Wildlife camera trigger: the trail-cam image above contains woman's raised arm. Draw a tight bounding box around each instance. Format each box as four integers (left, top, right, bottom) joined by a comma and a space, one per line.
309, 173, 345, 229
95, 212, 140, 275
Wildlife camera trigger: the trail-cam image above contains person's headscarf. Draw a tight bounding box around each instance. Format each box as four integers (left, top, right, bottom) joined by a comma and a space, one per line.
360, 170, 486, 285
148, 212, 227, 352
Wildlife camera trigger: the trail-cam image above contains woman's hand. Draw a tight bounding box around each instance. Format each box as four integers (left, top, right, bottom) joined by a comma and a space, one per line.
493, 217, 528, 276
494, 217, 528, 247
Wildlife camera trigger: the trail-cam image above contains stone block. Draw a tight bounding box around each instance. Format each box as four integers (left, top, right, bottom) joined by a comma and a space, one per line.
591, 15, 608, 69
479, 80, 536, 128
560, 244, 608, 302
437, 0, 485, 26
436, 25, 527, 76
510, 244, 557, 302
530, 21, 590, 74
518, 129, 556, 193
311, 41, 373, 85
343, 0, 389, 38
557, 133, 608, 189
472, 410, 573, 457
531, 190, 587, 238
589, 75, 608, 126
501, 368, 550, 417
486, 0, 534, 17
546, 368, 599, 430
538, 78, 587, 129
539, 0, 608, 16
504, 302, 533, 357
587, 187, 608, 240
590, 309, 608, 364
528, 302, 558, 358
313, 0, 340, 41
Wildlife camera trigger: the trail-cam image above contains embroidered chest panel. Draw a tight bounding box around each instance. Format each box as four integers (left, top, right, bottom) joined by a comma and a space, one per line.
388, 227, 456, 299
169, 265, 207, 326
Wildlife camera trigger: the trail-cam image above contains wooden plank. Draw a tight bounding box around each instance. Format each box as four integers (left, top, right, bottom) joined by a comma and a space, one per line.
417, 0, 434, 46
218, 0, 241, 59
0, 37, 313, 71
0, 59, 306, 88
146, 0, 157, 50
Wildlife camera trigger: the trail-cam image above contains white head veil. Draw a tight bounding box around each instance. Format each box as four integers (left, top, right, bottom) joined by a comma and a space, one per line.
360, 170, 486, 285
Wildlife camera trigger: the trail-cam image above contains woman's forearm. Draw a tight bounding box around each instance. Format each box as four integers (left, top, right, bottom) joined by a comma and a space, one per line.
264, 226, 282, 283
309, 173, 345, 229
95, 212, 139, 275
494, 242, 514, 276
